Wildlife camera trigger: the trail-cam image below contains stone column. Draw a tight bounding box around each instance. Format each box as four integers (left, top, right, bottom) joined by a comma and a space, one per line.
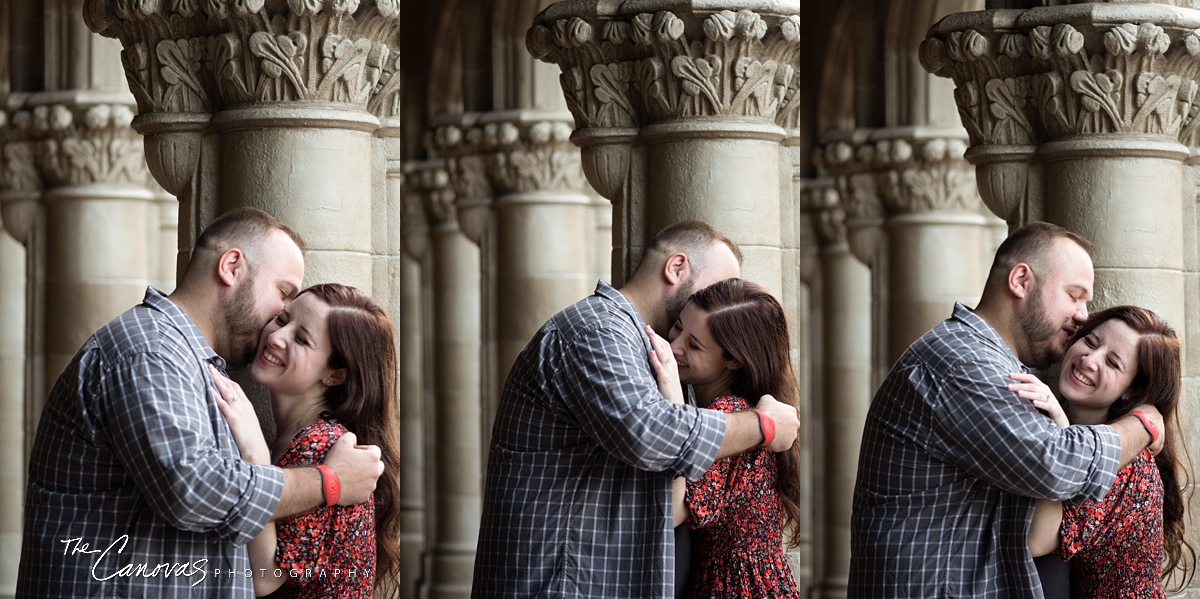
873, 127, 991, 361
398, 162, 431, 599
804, 179, 871, 599
30, 94, 157, 425
0, 97, 39, 599
481, 111, 594, 393
823, 127, 993, 368
430, 113, 500, 469
821, 130, 891, 388
923, 8, 1200, 590
921, 5, 1197, 327
405, 160, 482, 599
528, 3, 802, 291
84, 0, 403, 294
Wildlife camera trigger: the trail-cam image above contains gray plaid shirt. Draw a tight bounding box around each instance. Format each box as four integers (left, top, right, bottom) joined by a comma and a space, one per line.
472, 281, 726, 598
17, 288, 284, 598
849, 303, 1122, 598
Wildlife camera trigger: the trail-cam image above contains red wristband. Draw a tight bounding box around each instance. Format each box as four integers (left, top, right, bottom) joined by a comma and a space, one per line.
1131, 410, 1160, 449
316, 464, 341, 507
755, 409, 776, 448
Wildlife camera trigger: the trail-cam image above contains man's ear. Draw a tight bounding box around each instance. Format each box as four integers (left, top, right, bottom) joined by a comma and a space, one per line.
1008, 263, 1035, 300
216, 248, 247, 288
663, 252, 689, 286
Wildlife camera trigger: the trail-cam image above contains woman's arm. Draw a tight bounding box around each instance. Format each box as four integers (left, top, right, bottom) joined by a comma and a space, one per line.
209, 367, 290, 595
1009, 372, 1067, 556
672, 476, 689, 527
1028, 498, 1063, 556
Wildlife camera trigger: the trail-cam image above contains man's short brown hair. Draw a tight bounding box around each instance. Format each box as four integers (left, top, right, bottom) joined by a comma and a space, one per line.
985, 221, 1093, 288
639, 220, 743, 277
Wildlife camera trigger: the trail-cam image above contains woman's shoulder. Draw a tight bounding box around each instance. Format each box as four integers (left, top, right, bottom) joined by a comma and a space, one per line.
278, 419, 349, 466
707, 394, 752, 412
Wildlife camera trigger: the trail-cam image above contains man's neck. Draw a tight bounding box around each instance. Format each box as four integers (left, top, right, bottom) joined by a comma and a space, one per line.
973, 302, 1025, 365
618, 283, 667, 336
167, 288, 222, 358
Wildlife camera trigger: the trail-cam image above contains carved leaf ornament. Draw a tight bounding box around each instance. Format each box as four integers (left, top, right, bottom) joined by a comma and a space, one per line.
84, 0, 401, 113
922, 18, 1200, 145
528, 8, 801, 128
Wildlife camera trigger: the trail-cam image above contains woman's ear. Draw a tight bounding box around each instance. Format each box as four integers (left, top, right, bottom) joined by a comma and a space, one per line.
327, 368, 348, 387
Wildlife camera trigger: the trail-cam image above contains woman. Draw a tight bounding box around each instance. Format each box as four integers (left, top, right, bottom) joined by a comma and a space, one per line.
1010, 306, 1194, 598
210, 284, 401, 598
647, 278, 802, 598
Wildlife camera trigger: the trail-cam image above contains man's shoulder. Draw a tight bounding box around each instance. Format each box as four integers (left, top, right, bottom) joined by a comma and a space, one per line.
547, 290, 639, 340
87, 303, 191, 363
903, 316, 1020, 375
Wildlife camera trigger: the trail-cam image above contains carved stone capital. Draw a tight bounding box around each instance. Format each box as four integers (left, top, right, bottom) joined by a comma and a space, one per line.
528, 3, 800, 128
84, 0, 401, 114
0, 98, 43, 195
921, 6, 1200, 145
801, 178, 846, 247
21, 95, 150, 188
872, 130, 982, 215
819, 131, 885, 223
429, 113, 493, 245
403, 159, 456, 229
476, 111, 587, 195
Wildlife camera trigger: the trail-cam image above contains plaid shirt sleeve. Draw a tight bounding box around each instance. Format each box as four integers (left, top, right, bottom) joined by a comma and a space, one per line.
557, 322, 725, 480
925, 358, 1121, 502
99, 351, 284, 544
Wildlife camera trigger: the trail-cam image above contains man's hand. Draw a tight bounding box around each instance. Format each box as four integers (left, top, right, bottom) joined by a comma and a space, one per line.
325, 433, 384, 505
756, 394, 800, 453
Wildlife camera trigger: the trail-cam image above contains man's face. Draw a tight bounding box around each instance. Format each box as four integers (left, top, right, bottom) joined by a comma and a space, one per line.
1018, 239, 1093, 369
223, 229, 305, 367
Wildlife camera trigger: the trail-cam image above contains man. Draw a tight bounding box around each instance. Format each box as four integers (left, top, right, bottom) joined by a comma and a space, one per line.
17, 208, 385, 598
849, 222, 1165, 598
472, 220, 802, 597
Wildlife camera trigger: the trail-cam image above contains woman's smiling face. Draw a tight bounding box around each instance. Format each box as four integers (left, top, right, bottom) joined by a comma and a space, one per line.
250, 292, 338, 397
1057, 318, 1140, 412
668, 302, 737, 396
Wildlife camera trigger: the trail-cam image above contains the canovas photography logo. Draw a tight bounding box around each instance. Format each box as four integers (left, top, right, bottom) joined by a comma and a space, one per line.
60, 536, 209, 587
60, 535, 368, 587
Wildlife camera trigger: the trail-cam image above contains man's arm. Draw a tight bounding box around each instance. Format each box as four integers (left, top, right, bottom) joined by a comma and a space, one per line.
715, 395, 799, 460
561, 325, 725, 480
928, 361, 1121, 502
272, 434, 383, 520
1110, 406, 1162, 467
104, 354, 283, 544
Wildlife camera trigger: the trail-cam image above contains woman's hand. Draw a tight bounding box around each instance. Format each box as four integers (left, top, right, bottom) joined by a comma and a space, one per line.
209, 364, 272, 464
646, 325, 684, 405
1009, 372, 1068, 429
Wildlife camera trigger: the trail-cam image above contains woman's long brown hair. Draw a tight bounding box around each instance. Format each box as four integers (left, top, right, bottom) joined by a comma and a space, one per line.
688, 278, 803, 547
300, 284, 402, 597
1068, 305, 1194, 589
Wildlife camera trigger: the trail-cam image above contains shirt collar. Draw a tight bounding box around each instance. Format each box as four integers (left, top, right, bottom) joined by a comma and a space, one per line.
141, 287, 227, 370
949, 302, 1029, 371
594, 280, 650, 330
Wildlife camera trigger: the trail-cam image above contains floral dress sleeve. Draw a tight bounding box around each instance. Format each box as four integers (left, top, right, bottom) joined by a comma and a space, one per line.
684, 394, 751, 529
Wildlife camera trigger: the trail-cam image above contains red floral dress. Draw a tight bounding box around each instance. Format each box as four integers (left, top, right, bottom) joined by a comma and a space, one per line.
684, 394, 799, 599
1056, 448, 1164, 599
272, 419, 376, 599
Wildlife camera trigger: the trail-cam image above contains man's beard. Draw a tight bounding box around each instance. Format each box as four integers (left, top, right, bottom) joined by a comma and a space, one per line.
1020, 282, 1066, 369
663, 279, 696, 333
224, 273, 262, 368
